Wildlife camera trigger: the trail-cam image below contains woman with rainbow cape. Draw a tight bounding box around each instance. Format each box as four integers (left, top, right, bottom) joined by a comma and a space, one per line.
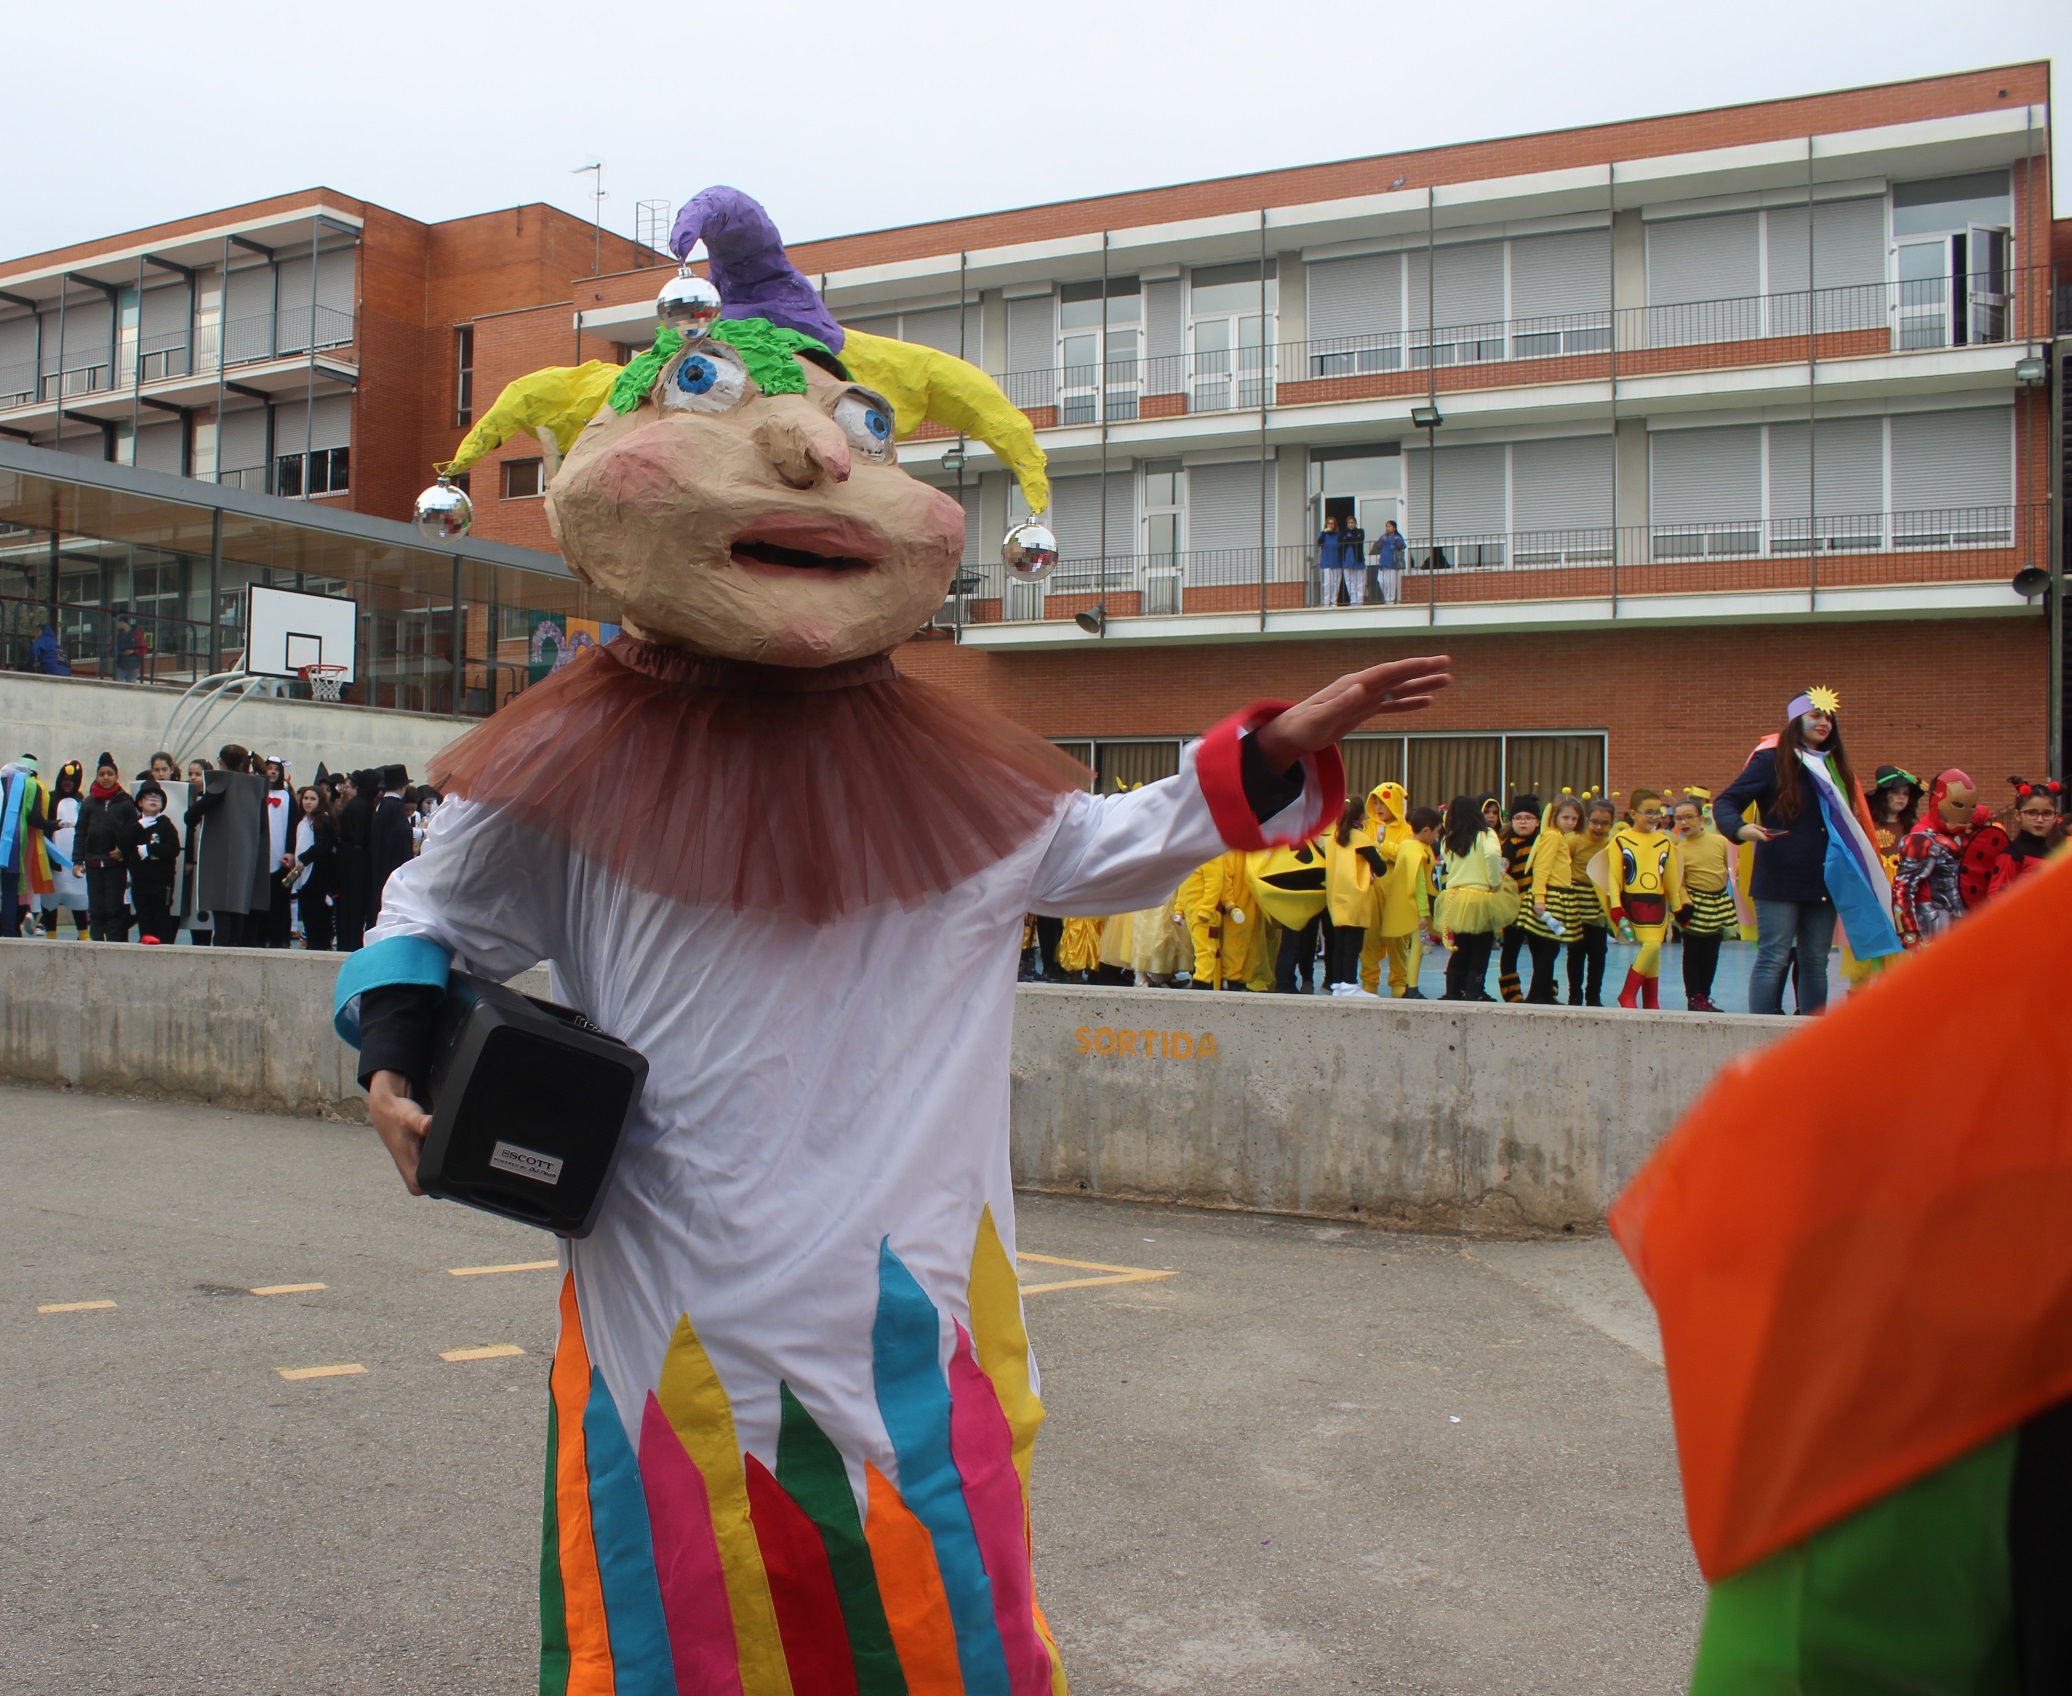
1711, 686, 1900, 1015
333, 185, 1452, 1696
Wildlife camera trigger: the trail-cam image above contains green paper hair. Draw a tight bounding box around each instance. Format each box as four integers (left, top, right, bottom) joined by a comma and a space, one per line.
605, 317, 834, 415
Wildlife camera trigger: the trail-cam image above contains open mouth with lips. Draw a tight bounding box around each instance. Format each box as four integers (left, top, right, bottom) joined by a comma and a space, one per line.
728, 515, 886, 576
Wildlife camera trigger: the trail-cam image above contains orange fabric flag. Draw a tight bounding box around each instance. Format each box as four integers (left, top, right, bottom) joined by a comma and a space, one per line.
1609, 848, 2072, 1581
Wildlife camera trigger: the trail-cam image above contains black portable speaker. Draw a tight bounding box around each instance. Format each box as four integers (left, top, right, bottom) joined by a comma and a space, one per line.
416, 972, 648, 1238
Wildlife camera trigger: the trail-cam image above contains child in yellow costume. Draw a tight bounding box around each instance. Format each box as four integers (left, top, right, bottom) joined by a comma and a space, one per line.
1565, 794, 1616, 1006
1322, 797, 1380, 996
1248, 840, 1329, 993
1496, 794, 1543, 1001
1358, 780, 1414, 993
1376, 805, 1441, 997
1130, 884, 1189, 986
1435, 793, 1519, 1000
1518, 793, 1583, 1003
1056, 914, 1105, 977
1181, 849, 1264, 990
1177, 855, 1224, 988
1669, 790, 1734, 1011
1606, 788, 1683, 1009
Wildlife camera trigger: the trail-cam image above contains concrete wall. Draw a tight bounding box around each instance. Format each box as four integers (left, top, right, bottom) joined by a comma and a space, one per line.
0, 672, 468, 786
0, 941, 1781, 1233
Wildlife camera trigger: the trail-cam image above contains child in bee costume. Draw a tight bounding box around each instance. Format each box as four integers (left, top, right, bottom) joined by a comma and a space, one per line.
1565, 795, 1617, 1006
1436, 794, 1519, 1001
1496, 795, 1542, 1002
1517, 794, 1583, 1003
1605, 788, 1684, 1009
1671, 789, 1735, 1012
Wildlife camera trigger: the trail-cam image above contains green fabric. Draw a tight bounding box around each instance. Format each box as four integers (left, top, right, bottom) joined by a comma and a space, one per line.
606, 324, 683, 414
706, 317, 829, 398
604, 315, 832, 413
1690, 1432, 2020, 1695
776, 1382, 908, 1695
538, 1396, 570, 1696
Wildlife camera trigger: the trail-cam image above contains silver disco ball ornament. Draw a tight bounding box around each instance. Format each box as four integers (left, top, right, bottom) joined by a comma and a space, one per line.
413, 474, 473, 540
657, 269, 722, 338
1002, 518, 1058, 582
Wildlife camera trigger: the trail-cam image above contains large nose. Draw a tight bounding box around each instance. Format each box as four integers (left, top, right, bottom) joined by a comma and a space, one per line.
752, 396, 852, 490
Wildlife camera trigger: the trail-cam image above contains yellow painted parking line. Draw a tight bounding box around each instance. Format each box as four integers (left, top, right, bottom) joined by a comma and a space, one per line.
250, 1283, 327, 1296
440, 1343, 527, 1362
277, 1363, 367, 1381
447, 1260, 559, 1277
37, 1299, 117, 1314
1016, 1251, 1177, 1297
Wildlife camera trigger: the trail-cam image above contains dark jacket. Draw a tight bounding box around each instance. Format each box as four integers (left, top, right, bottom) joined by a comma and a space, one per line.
28, 626, 70, 676
296, 816, 339, 898
368, 793, 415, 917
75, 788, 141, 866
189, 768, 272, 915
1713, 746, 1832, 905
130, 816, 180, 897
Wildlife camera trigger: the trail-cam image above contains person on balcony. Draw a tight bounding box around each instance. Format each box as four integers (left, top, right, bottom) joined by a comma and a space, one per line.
112, 615, 145, 684
1316, 514, 1364, 606
1373, 520, 1407, 605
28, 622, 70, 676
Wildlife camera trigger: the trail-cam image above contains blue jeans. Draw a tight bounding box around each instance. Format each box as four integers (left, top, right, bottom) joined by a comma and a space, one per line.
1748, 896, 1837, 1015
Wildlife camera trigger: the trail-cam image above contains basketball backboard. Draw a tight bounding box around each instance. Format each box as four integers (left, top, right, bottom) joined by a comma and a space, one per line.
246, 584, 358, 682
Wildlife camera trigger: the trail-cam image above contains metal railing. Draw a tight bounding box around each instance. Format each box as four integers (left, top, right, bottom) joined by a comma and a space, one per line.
0, 306, 358, 409
976, 266, 2050, 428
952, 504, 2044, 625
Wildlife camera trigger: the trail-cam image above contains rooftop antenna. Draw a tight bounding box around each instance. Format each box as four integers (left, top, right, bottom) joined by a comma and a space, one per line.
572, 162, 604, 275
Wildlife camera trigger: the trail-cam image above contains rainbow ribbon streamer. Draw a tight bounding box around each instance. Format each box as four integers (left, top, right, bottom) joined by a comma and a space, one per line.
1800, 749, 1901, 960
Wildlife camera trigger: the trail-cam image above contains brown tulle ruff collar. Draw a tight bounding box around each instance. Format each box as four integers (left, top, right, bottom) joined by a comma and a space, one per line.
429, 635, 1088, 925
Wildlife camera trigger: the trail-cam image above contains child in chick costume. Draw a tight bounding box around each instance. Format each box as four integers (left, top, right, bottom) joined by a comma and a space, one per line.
1357, 780, 1414, 994
334, 185, 1456, 1696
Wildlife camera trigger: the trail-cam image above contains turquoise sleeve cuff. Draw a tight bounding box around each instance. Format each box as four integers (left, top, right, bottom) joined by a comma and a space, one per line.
333, 934, 453, 1047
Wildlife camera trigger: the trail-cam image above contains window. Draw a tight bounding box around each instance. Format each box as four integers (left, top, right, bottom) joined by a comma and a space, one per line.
503, 457, 545, 499
1143, 458, 1183, 561
455, 325, 475, 427
1189, 260, 1276, 411
1344, 733, 1606, 807
1047, 738, 1184, 793
1059, 278, 1140, 423
274, 446, 350, 498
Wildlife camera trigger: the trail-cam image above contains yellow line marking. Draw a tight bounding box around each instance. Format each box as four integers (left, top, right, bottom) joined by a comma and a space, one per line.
440, 1343, 527, 1362
447, 1260, 559, 1277
1015, 1251, 1177, 1297
277, 1363, 366, 1381
37, 1299, 117, 1313
250, 1283, 327, 1296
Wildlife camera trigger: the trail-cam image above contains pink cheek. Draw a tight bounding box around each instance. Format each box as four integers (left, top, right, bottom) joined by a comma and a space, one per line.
586, 422, 701, 514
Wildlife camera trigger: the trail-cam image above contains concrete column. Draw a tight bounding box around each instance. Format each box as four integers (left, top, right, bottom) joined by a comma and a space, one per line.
1275, 250, 1304, 379
1276, 446, 1308, 549
1615, 417, 1649, 544
1611, 210, 1646, 352
980, 288, 1007, 376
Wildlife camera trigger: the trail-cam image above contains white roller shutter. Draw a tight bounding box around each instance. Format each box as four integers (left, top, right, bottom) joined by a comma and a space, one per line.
1647, 213, 1760, 304
1049, 470, 1135, 564
1005, 293, 1054, 408
898, 306, 962, 354
1307, 253, 1402, 342
270, 394, 351, 453
1511, 437, 1613, 533
1404, 443, 1507, 539
53, 297, 113, 374
1144, 278, 1184, 394
139, 284, 189, 341
1509, 231, 1610, 320
1187, 460, 1275, 556
218, 406, 268, 472
223, 264, 273, 324
1408, 241, 1504, 331
1889, 407, 2012, 517
1649, 426, 1761, 526
1767, 417, 1884, 523
133, 420, 183, 474
0, 316, 34, 392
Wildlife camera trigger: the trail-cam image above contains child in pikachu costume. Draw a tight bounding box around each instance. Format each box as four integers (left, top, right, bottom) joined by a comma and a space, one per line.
1358, 781, 1416, 993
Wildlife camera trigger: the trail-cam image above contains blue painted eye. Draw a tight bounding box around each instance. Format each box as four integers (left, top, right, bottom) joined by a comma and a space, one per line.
660, 344, 750, 414
832, 389, 895, 461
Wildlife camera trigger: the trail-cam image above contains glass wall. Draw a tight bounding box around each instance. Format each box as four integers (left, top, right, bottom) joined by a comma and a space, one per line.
0, 452, 612, 716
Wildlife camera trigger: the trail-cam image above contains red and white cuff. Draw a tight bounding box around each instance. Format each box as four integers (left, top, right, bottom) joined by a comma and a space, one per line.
1195, 701, 1347, 851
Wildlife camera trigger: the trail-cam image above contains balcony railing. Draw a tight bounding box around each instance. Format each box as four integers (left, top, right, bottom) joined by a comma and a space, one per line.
0, 305, 358, 409
945, 504, 2044, 627
972, 266, 2050, 430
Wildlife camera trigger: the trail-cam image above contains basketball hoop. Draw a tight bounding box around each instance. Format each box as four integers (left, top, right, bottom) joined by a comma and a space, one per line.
300, 663, 348, 703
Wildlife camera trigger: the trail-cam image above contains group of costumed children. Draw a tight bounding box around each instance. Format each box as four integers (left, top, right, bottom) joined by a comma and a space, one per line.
1032, 779, 1742, 1010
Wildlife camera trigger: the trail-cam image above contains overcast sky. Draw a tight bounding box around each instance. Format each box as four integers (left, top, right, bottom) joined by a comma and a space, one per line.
6, 0, 2065, 263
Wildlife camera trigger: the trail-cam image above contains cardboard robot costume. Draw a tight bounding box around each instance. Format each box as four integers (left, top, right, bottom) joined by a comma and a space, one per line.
336, 187, 1439, 1694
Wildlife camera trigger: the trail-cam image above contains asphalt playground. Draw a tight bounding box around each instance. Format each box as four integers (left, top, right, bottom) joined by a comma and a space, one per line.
0, 1083, 1703, 1695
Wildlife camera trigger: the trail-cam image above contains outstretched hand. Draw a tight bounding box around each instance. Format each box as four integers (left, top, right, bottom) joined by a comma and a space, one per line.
1251, 655, 1453, 773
